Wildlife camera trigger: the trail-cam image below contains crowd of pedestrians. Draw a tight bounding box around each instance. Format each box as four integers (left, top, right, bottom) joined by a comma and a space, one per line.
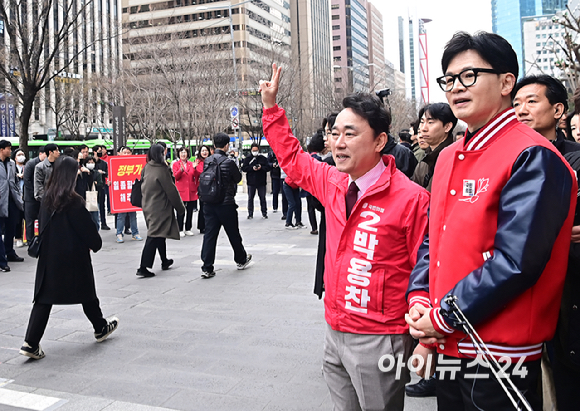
5, 28, 580, 411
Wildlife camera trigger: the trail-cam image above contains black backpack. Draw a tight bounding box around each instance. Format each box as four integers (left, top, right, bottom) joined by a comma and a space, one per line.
198, 155, 227, 204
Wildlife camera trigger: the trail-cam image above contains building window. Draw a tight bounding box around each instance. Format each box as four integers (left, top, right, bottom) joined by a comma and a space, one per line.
332, 15, 339, 20
333, 45, 341, 51
332, 25, 340, 30
334, 56, 341, 62
331, 4, 339, 9
333, 35, 340, 40
335, 77, 342, 82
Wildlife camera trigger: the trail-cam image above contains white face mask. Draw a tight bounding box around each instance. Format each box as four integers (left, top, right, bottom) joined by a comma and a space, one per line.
251, 151, 259, 157
86, 163, 95, 170
16, 155, 25, 163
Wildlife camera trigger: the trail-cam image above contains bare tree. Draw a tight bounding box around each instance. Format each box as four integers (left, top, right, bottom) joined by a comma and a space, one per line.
0, 0, 119, 152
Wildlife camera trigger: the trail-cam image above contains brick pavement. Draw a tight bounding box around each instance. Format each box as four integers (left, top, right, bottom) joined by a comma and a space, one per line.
0, 193, 436, 411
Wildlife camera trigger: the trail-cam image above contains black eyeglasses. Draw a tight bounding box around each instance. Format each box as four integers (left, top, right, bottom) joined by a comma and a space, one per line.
436, 68, 500, 92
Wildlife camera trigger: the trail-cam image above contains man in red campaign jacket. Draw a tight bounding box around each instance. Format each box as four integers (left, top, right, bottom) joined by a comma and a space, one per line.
260, 65, 429, 411
406, 32, 577, 410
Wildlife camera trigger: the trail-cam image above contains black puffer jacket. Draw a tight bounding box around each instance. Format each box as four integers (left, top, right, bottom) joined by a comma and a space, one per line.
207, 149, 242, 206
381, 134, 417, 178
242, 154, 271, 186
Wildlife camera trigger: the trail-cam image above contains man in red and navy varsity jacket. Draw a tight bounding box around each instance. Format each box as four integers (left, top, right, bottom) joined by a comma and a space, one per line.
261, 65, 430, 411
406, 32, 577, 410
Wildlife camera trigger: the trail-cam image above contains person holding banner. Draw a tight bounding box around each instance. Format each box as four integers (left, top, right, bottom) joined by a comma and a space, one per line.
115, 147, 142, 243
137, 144, 185, 277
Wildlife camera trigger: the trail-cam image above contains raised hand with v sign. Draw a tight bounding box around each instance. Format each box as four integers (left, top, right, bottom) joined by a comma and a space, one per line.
258, 63, 282, 109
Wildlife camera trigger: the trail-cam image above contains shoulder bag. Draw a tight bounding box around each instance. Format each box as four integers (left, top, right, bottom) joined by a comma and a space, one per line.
28, 211, 55, 258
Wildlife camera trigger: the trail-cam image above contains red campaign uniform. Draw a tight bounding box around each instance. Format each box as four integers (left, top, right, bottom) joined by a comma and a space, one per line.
172, 160, 201, 202
263, 105, 430, 334
407, 108, 577, 361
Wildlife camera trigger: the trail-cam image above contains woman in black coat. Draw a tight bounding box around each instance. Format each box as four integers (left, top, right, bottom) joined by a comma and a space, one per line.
19, 156, 118, 360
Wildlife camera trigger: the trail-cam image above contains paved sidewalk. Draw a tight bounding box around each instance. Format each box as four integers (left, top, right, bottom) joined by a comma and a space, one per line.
0, 193, 436, 411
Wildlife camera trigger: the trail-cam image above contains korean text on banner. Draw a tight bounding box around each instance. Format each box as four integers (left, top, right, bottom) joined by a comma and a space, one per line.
109, 155, 147, 213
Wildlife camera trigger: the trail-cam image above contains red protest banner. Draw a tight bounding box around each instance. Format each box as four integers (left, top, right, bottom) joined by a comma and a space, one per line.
108, 155, 147, 213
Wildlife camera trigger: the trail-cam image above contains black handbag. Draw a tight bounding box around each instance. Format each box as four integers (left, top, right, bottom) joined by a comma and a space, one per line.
28, 212, 54, 258
130, 178, 142, 207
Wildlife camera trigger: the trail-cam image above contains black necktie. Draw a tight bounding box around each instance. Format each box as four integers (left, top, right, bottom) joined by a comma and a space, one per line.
346, 181, 359, 219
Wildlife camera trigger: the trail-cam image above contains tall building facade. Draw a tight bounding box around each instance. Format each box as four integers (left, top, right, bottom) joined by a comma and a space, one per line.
366, 2, 386, 91
331, 0, 369, 94
492, 0, 568, 78
398, 11, 430, 104
291, 0, 333, 127
122, 0, 292, 141
23, 0, 123, 138
523, 16, 567, 77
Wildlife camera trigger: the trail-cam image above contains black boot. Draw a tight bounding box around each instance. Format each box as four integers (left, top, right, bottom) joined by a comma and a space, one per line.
405, 376, 436, 397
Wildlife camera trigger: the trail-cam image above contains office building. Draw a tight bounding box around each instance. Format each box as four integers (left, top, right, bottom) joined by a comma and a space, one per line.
398, 11, 431, 104
367, 2, 387, 91
291, 0, 333, 130
492, 0, 568, 78
331, 0, 370, 94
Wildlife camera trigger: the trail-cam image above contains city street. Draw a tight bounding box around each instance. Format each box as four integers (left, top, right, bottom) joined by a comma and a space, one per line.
0, 193, 436, 411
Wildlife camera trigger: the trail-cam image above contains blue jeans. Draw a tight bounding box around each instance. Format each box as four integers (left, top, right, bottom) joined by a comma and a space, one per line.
283, 183, 301, 225
90, 211, 99, 231
116, 212, 138, 236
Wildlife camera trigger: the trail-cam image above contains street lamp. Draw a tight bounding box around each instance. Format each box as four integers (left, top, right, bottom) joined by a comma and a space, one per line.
195, 0, 253, 153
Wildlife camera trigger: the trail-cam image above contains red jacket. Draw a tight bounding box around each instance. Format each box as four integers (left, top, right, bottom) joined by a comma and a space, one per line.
263, 105, 430, 334
408, 108, 577, 361
172, 160, 200, 202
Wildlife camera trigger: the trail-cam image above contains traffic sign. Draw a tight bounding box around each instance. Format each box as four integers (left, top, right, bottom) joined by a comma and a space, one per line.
232, 117, 239, 128
230, 106, 239, 119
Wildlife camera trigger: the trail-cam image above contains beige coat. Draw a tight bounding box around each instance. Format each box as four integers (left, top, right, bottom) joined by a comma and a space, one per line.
141, 161, 185, 240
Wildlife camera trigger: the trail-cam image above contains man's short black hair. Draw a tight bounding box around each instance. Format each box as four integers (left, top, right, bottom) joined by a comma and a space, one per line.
44, 143, 59, 154
0, 140, 11, 150
398, 130, 412, 143
341, 93, 391, 137
513, 74, 569, 112
322, 112, 339, 130
442, 31, 519, 81
309, 129, 325, 152
38, 146, 47, 154
213, 132, 230, 149
250, 143, 260, 150
418, 103, 458, 139
79, 144, 88, 151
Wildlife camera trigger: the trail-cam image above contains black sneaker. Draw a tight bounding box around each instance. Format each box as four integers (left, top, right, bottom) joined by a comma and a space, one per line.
95, 316, 119, 342
0, 265, 10, 272
281, 215, 286, 220
285, 223, 296, 229
161, 259, 174, 270
237, 254, 252, 270
101, 225, 111, 231
124, 229, 131, 235
136, 267, 155, 277
262, 215, 268, 219
405, 376, 436, 397
201, 269, 216, 279
7, 254, 24, 262
247, 215, 253, 220
295, 222, 306, 229
19, 342, 45, 360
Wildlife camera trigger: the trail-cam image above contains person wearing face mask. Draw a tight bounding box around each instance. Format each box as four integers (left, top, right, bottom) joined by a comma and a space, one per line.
23, 147, 47, 245
241, 143, 270, 219
93, 145, 110, 230
12, 150, 26, 247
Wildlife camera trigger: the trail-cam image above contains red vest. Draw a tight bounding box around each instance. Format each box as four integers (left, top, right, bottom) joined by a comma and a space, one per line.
429, 108, 576, 360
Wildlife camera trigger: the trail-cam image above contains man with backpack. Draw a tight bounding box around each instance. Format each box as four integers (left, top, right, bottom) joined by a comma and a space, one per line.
199, 132, 252, 279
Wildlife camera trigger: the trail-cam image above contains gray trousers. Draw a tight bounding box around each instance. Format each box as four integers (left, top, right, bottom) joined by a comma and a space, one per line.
323, 324, 413, 411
